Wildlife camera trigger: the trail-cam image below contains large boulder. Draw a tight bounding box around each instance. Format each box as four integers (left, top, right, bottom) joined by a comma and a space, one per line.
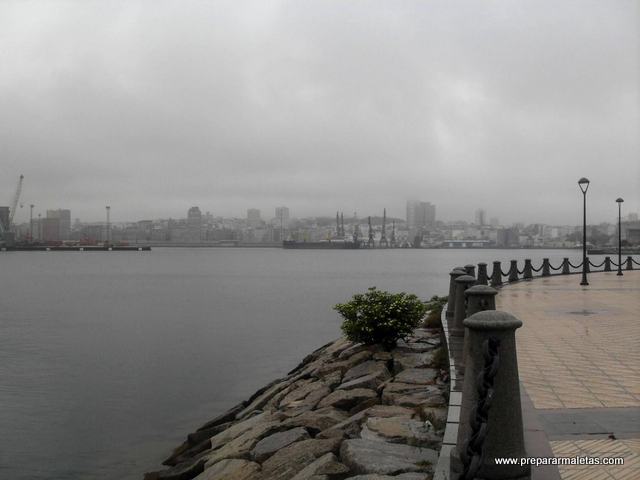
393, 368, 437, 385
194, 459, 260, 480
204, 421, 283, 467
250, 427, 310, 462
316, 388, 377, 411
282, 407, 349, 434
209, 411, 282, 451
362, 416, 441, 448
340, 439, 437, 475
290, 453, 349, 480
260, 438, 342, 480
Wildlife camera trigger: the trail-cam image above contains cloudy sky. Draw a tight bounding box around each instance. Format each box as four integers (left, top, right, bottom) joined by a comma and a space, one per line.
1, 0, 638, 224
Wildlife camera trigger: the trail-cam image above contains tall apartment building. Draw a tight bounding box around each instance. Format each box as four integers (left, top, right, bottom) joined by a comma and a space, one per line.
186, 207, 203, 242
474, 208, 486, 226
247, 208, 262, 228
274, 206, 290, 229
46, 209, 71, 240
406, 200, 436, 230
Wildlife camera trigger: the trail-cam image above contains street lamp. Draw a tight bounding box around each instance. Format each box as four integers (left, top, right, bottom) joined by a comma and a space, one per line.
106, 206, 111, 247
578, 177, 590, 286
616, 197, 624, 276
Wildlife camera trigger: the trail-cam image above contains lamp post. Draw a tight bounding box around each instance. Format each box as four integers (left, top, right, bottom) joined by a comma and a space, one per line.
29, 204, 34, 243
105, 206, 111, 247
578, 177, 590, 286
616, 198, 624, 276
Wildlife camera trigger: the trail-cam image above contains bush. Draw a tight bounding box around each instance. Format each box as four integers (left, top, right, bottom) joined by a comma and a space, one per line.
334, 287, 428, 349
423, 295, 448, 329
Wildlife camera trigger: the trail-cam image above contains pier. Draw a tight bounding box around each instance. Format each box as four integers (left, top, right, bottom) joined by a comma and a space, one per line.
498, 271, 640, 480
439, 257, 639, 480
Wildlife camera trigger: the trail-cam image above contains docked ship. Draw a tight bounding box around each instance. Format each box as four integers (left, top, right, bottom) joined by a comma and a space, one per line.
282, 239, 361, 249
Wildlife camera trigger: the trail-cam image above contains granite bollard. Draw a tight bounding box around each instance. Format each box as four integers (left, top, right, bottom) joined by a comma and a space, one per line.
604, 256, 611, 272
464, 264, 476, 277
447, 268, 468, 319
562, 257, 570, 275
627, 256, 633, 271
476, 262, 489, 285
454, 310, 530, 480
523, 259, 533, 280
541, 258, 551, 277
508, 260, 519, 282
461, 285, 498, 368
452, 275, 476, 337
490, 261, 502, 287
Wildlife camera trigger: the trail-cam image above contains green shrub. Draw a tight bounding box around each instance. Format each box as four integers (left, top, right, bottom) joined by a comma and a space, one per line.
334, 287, 428, 349
423, 294, 448, 329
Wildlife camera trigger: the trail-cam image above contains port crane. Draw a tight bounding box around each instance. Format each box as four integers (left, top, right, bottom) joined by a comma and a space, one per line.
9, 174, 24, 226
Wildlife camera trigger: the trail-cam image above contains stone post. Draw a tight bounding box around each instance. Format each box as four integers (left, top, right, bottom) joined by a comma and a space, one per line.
584, 256, 590, 273
461, 285, 498, 368
447, 268, 467, 319
626, 256, 633, 271
541, 258, 551, 277
490, 261, 503, 287
477, 262, 489, 285
464, 264, 476, 277
562, 257, 570, 275
604, 257, 611, 272
523, 259, 533, 279
452, 275, 477, 337
508, 260, 519, 282
455, 311, 530, 480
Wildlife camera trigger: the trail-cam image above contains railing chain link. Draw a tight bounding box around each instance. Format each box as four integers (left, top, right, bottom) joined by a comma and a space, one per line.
461, 337, 501, 480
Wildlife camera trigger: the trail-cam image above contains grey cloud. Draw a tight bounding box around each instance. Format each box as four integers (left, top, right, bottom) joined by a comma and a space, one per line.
0, 0, 638, 223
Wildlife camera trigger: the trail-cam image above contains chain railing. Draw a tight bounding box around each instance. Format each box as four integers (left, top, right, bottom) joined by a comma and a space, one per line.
486, 254, 636, 286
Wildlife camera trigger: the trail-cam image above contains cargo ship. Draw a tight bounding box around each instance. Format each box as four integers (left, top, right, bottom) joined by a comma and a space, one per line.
282, 240, 361, 249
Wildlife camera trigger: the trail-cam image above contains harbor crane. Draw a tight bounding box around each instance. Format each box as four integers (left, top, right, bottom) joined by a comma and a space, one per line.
9, 174, 24, 227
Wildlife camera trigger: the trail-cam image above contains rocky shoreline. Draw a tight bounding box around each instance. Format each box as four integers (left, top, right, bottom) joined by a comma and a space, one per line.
145, 326, 449, 480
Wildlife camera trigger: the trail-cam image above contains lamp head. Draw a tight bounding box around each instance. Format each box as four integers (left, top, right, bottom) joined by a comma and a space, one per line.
578, 177, 590, 193
616, 197, 624, 203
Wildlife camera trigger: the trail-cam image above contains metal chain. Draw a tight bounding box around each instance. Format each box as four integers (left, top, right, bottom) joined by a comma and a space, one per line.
632, 258, 640, 266
531, 264, 543, 272
568, 260, 582, 269
611, 260, 620, 267
589, 260, 605, 268
548, 262, 562, 271
461, 337, 501, 480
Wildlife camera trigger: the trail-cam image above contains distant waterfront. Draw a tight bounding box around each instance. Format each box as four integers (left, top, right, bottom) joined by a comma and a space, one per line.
0, 248, 602, 480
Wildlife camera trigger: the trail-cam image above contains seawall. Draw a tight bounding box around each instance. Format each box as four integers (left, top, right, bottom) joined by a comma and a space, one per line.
145, 326, 449, 480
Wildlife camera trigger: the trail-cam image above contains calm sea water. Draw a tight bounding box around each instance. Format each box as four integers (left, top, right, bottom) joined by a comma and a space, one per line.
0, 247, 590, 479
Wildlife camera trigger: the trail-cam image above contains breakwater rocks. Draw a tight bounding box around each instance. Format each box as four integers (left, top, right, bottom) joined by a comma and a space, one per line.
145, 327, 448, 480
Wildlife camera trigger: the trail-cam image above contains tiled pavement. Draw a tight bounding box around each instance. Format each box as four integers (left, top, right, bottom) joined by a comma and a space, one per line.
497, 271, 640, 480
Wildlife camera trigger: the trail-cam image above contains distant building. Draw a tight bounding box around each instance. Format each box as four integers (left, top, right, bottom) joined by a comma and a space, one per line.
187, 207, 202, 228
406, 201, 436, 230
186, 206, 202, 242
46, 209, 71, 240
489, 217, 499, 227
247, 208, 262, 228
41, 217, 61, 242
474, 208, 486, 226
0, 206, 9, 231
274, 206, 290, 229
496, 227, 520, 247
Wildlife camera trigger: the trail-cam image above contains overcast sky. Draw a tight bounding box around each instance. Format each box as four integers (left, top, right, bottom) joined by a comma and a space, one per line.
1, 0, 638, 224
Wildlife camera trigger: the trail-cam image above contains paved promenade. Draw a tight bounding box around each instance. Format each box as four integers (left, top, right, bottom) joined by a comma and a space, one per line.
497, 271, 640, 480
